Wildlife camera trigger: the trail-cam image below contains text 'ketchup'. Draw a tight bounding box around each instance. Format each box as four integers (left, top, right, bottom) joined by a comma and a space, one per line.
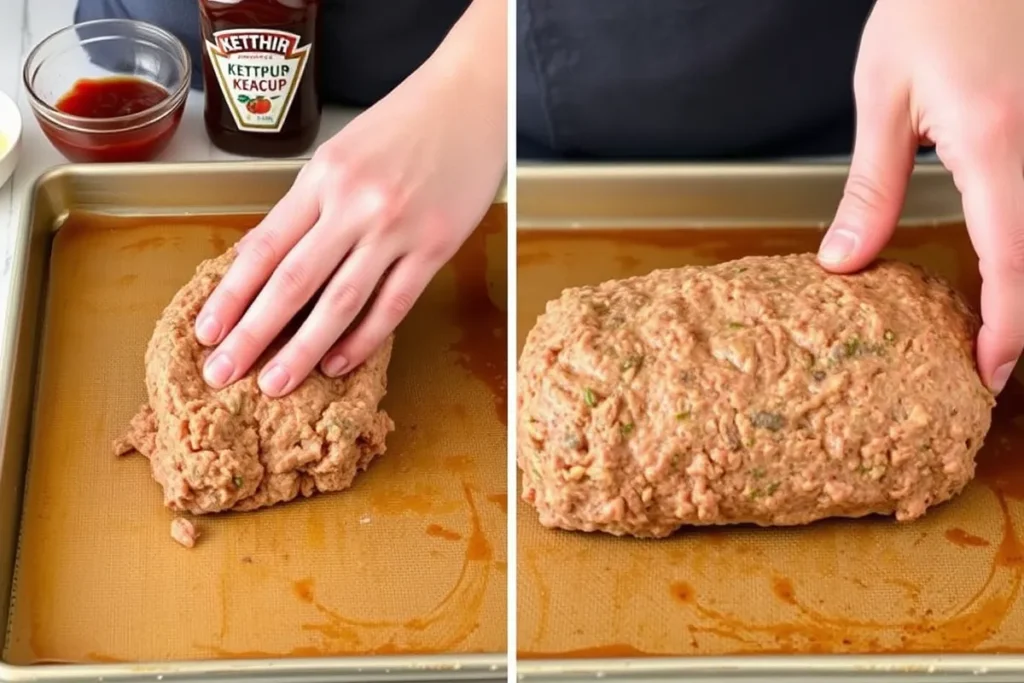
199, 0, 322, 157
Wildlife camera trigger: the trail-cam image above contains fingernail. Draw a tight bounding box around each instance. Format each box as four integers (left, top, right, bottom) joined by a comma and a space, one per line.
818, 228, 858, 266
260, 364, 291, 395
204, 354, 234, 388
196, 315, 222, 345
323, 355, 348, 377
992, 361, 1016, 394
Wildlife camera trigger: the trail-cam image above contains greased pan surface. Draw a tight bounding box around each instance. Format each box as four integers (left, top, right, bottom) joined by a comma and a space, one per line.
516, 163, 1024, 682
0, 162, 507, 682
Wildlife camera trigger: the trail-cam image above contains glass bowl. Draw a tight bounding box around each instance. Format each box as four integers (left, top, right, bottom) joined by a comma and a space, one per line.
24, 19, 191, 163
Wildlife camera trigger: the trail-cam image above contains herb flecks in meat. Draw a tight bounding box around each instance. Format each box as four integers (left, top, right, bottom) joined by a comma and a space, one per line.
841, 337, 864, 358
621, 355, 644, 372
831, 335, 888, 364
749, 481, 781, 500
750, 411, 786, 432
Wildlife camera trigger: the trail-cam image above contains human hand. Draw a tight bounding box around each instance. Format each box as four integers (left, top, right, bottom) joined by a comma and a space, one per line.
817, 0, 1024, 394
194, 3, 506, 397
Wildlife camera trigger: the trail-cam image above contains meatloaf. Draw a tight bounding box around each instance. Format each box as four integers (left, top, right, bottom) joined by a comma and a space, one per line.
517, 254, 995, 538
115, 250, 395, 516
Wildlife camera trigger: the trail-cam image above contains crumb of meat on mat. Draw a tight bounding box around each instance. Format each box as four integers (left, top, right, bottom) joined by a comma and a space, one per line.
170, 517, 199, 548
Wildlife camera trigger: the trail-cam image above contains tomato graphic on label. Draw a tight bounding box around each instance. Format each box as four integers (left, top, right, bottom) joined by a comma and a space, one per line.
249, 96, 272, 114
207, 28, 312, 134
237, 94, 279, 116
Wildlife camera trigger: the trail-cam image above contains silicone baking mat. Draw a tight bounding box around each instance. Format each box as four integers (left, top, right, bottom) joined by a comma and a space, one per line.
4, 206, 507, 664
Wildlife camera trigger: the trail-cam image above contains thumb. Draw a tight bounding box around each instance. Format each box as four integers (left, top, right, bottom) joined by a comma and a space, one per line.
819, 99, 918, 273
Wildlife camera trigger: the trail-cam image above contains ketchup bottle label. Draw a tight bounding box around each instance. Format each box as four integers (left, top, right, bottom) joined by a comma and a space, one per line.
204, 28, 311, 134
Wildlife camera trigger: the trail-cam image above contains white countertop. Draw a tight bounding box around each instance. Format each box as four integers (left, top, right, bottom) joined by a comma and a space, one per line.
0, 0, 361, 331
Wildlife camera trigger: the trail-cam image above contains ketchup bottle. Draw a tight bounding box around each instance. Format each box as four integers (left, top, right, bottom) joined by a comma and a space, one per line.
199, 0, 321, 157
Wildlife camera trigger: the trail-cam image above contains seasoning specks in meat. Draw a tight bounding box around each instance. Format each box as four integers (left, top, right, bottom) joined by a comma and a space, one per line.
517, 254, 994, 538
750, 411, 786, 432
114, 250, 395, 519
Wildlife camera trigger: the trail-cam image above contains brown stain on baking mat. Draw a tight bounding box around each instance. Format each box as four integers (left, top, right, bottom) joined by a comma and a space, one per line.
516, 223, 1024, 658
206, 483, 493, 658
2, 206, 507, 664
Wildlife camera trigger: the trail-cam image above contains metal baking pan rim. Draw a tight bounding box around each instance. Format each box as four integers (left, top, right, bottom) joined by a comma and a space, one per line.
0, 164, 507, 681
30, 159, 508, 206
0, 160, 37, 673
516, 158, 941, 175
516, 161, 960, 230
0, 652, 505, 681
517, 151, 941, 166
517, 653, 1024, 681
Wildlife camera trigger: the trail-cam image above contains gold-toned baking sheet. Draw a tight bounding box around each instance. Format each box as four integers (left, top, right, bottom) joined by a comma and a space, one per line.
516, 223, 1024, 659
3, 204, 507, 665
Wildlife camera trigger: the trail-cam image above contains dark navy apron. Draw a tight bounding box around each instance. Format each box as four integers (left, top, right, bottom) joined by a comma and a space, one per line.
517, 0, 876, 159
74, 0, 470, 106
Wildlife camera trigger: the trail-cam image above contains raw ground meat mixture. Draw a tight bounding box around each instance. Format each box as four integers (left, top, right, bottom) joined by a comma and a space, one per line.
170, 517, 199, 548
517, 254, 995, 537
115, 250, 395, 519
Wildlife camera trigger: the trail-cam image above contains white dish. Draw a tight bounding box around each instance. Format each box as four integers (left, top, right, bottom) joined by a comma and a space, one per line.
0, 90, 22, 190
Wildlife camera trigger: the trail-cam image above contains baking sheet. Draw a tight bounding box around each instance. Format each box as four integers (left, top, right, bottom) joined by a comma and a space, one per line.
515, 163, 1024, 680
0, 163, 507, 677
